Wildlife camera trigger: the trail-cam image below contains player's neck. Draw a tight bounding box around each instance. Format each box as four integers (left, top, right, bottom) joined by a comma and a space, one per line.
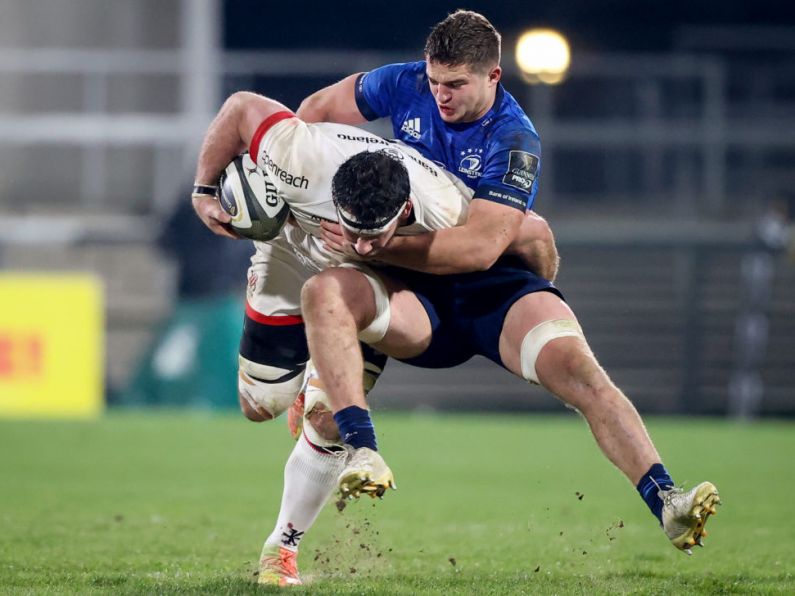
472, 99, 494, 121
463, 90, 497, 124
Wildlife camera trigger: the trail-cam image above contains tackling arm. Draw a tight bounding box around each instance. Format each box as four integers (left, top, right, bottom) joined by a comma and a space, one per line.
296, 74, 367, 124
506, 211, 560, 281
376, 199, 526, 274
192, 92, 290, 238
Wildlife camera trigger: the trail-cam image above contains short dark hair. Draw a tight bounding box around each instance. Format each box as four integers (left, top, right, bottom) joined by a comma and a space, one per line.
424, 10, 501, 72
332, 151, 410, 231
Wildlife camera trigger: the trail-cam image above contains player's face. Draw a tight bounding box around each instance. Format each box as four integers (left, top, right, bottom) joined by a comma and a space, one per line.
339, 221, 400, 257
426, 60, 501, 123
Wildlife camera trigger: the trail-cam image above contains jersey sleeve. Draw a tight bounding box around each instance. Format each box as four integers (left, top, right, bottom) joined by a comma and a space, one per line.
475, 129, 542, 212
248, 112, 313, 203
354, 63, 408, 121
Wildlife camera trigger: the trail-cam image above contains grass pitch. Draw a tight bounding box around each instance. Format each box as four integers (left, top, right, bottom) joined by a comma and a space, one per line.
1, 411, 793, 594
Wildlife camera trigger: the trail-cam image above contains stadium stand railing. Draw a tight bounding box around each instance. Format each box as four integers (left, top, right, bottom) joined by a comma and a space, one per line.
0, 16, 793, 414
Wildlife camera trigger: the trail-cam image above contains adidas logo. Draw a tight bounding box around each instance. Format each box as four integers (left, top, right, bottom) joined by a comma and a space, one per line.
400, 117, 421, 139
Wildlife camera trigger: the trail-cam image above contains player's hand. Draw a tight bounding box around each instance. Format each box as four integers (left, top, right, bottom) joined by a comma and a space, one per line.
320, 220, 365, 258
506, 211, 559, 281
319, 220, 345, 252
191, 193, 241, 239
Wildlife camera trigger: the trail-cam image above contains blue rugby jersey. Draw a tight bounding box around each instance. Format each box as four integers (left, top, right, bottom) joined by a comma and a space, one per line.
355, 61, 541, 211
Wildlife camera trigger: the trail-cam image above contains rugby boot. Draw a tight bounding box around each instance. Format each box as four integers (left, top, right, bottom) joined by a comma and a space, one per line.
258, 544, 302, 586
660, 481, 721, 554
338, 447, 396, 500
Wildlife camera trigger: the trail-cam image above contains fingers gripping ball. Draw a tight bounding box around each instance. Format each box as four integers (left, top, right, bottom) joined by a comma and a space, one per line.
218, 154, 290, 241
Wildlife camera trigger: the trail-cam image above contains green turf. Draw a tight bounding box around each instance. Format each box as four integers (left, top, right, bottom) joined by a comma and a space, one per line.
1, 411, 793, 594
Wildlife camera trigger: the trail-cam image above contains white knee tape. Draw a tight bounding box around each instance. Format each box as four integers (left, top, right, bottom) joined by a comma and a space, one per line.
238, 356, 306, 418
520, 319, 583, 384
356, 269, 391, 344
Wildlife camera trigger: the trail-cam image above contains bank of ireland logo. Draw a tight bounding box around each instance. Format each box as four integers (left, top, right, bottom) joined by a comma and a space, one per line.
458, 148, 484, 178
400, 117, 421, 139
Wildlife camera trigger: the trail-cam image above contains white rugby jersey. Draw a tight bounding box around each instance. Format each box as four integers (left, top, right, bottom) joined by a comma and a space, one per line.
247, 111, 473, 270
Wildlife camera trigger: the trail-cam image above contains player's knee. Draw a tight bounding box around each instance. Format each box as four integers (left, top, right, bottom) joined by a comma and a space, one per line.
520, 319, 585, 384
238, 390, 273, 422
237, 358, 305, 421
301, 269, 370, 320
301, 270, 343, 309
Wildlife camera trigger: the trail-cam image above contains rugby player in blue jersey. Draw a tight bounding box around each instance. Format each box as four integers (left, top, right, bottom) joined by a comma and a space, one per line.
295, 8, 720, 570
298, 10, 558, 281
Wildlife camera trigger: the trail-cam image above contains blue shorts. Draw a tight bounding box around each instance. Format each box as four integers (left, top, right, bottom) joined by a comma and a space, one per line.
380, 256, 563, 370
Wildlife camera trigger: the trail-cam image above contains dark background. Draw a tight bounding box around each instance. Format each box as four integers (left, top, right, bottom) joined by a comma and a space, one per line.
225, 1, 795, 53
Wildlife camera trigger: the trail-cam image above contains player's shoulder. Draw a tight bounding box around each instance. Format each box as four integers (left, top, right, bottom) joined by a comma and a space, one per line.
481, 88, 540, 154
489, 88, 538, 138
371, 60, 426, 79
368, 60, 428, 93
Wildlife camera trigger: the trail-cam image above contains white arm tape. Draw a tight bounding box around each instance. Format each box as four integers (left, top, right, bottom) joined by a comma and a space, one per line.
520, 319, 583, 384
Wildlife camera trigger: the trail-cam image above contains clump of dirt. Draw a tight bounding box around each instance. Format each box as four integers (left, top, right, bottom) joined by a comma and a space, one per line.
605, 519, 625, 542
309, 514, 391, 580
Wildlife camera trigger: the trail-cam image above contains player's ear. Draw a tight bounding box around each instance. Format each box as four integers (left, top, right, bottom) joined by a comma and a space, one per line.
402, 200, 413, 218
488, 66, 502, 85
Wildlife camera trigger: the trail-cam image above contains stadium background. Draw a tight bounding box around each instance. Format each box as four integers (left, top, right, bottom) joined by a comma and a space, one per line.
2, 3, 795, 594
1, 0, 794, 418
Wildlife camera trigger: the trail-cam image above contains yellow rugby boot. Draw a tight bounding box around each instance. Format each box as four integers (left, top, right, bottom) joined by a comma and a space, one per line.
338, 447, 396, 500
660, 481, 721, 554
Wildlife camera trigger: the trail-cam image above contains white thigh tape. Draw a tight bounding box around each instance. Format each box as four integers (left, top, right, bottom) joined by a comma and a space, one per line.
352, 267, 391, 344
520, 319, 583, 384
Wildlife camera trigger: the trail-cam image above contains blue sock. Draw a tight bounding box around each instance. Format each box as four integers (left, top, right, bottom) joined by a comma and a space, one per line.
636, 463, 674, 523
333, 405, 377, 451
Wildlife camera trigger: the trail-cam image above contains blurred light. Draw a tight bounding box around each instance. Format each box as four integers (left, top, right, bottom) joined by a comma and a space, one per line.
515, 28, 571, 85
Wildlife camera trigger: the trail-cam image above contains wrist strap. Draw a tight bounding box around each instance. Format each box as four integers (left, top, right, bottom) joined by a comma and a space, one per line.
192, 184, 218, 197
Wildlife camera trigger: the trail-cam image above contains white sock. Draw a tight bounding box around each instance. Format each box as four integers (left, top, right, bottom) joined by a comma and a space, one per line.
264, 433, 346, 552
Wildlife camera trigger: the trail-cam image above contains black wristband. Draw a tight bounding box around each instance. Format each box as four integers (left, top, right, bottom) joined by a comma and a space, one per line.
193, 184, 218, 196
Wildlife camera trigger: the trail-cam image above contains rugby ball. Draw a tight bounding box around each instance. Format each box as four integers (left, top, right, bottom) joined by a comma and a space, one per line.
218, 154, 290, 241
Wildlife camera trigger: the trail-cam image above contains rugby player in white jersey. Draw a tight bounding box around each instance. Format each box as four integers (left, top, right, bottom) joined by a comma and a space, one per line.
191, 91, 556, 586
